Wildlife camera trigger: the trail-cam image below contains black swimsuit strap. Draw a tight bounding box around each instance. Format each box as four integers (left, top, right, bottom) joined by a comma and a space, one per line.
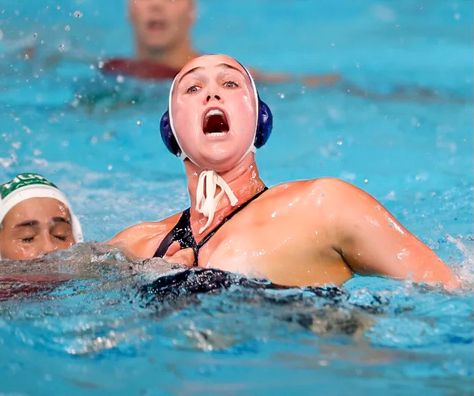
195, 187, 268, 251
153, 187, 268, 265
153, 209, 195, 258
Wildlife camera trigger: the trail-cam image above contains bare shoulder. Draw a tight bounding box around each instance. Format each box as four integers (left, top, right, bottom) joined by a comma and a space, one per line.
307, 177, 383, 213
269, 177, 369, 201
266, 178, 381, 230
309, 177, 365, 194
106, 212, 182, 258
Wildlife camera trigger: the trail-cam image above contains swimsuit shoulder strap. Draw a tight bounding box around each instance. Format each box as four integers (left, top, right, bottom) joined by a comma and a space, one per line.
196, 187, 268, 251
153, 208, 197, 258
153, 186, 268, 264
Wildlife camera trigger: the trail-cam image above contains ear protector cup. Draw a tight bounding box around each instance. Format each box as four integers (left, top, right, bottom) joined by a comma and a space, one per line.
254, 98, 272, 149
160, 98, 273, 156
160, 111, 182, 157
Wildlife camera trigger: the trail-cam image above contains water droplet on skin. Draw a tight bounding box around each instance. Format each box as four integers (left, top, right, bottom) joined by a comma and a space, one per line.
387, 217, 405, 235
396, 249, 409, 260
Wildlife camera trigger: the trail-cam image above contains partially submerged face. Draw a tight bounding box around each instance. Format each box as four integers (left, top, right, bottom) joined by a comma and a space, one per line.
129, 0, 195, 53
171, 54, 257, 172
0, 197, 75, 260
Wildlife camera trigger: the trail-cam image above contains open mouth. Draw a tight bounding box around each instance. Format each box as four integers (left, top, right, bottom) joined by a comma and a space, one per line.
202, 109, 230, 135
147, 20, 166, 31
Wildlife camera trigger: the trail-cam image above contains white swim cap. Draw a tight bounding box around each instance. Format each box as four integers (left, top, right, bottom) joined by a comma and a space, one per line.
0, 173, 84, 243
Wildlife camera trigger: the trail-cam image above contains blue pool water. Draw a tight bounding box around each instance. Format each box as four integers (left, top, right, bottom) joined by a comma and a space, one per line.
0, 0, 473, 394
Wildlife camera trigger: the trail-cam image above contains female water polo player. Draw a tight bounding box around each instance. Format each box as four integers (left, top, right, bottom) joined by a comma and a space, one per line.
0, 173, 83, 260
109, 54, 458, 289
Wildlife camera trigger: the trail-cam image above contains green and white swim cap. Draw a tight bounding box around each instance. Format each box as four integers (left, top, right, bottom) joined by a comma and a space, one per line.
0, 173, 84, 243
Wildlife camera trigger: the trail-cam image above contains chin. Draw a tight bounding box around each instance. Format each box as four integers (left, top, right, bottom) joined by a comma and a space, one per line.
146, 42, 169, 51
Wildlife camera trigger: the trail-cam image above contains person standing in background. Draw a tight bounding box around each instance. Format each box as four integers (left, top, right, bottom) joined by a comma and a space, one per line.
101, 0, 339, 85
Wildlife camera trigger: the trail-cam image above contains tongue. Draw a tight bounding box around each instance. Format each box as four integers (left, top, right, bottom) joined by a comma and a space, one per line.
203, 114, 229, 134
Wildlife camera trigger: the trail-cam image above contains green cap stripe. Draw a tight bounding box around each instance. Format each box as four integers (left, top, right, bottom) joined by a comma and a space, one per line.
0, 173, 57, 199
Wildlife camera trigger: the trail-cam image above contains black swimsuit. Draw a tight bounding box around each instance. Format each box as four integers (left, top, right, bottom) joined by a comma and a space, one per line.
153, 187, 268, 266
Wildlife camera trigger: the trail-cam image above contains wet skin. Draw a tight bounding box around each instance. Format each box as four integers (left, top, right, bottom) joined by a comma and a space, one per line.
109, 55, 459, 289
0, 198, 75, 260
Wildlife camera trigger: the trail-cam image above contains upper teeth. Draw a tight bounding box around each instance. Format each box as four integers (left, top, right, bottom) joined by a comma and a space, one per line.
206, 109, 224, 117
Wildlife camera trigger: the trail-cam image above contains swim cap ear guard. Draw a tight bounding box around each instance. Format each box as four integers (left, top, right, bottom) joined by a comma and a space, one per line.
160, 112, 182, 157
254, 97, 272, 149
160, 97, 272, 156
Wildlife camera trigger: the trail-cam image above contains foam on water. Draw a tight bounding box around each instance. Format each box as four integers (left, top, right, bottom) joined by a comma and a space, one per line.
0, 245, 472, 393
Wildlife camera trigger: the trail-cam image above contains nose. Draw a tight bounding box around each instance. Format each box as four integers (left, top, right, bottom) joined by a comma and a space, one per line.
148, 0, 165, 11
205, 94, 221, 103
40, 234, 59, 256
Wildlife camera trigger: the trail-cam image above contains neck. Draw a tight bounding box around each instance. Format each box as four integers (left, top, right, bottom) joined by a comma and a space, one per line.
135, 39, 198, 70
184, 153, 265, 234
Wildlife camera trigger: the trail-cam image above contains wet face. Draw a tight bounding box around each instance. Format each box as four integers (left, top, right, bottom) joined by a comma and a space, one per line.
0, 198, 75, 260
129, 0, 194, 53
171, 55, 257, 172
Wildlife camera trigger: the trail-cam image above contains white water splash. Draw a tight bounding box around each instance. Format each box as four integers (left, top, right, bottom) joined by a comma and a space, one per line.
446, 234, 474, 289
